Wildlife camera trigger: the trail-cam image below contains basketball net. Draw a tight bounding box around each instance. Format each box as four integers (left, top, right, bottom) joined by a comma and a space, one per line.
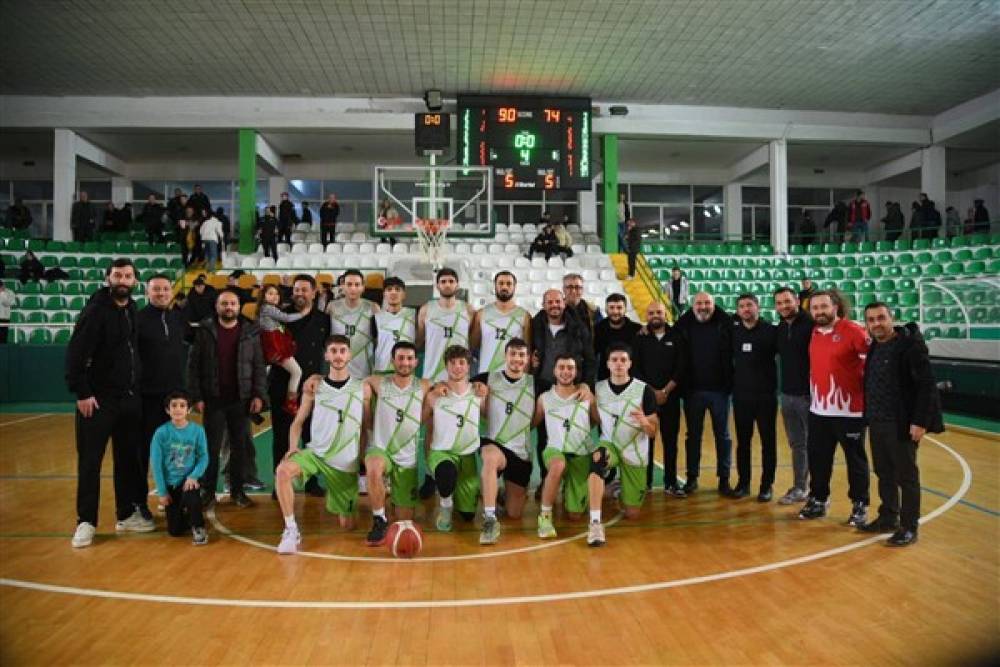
415, 217, 450, 269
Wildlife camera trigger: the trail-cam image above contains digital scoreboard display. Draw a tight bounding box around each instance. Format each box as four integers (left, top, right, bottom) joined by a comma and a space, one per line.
457, 95, 592, 191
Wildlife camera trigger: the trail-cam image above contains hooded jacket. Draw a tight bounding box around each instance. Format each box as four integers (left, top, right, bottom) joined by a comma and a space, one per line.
187, 316, 268, 406
65, 287, 140, 399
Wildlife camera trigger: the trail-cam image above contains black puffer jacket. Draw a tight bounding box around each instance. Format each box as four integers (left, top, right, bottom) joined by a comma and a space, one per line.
65, 287, 140, 399
187, 316, 268, 406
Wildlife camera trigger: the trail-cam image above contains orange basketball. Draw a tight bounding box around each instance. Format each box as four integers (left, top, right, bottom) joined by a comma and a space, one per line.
386, 520, 423, 559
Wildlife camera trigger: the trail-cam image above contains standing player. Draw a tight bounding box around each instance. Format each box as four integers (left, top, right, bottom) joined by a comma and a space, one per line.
586, 342, 658, 546
275, 335, 371, 555
474, 338, 536, 545
534, 354, 596, 539
423, 345, 485, 532
471, 271, 531, 374
326, 269, 379, 379
372, 277, 416, 375
418, 268, 475, 382
362, 342, 430, 545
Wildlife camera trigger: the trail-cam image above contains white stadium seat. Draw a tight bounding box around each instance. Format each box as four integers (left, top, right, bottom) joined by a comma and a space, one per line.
454, 242, 471, 254
309, 255, 327, 268
479, 256, 497, 268
503, 244, 520, 254
528, 269, 544, 281
586, 244, 601, 254
277, 243, 290, 253
488, 243, 504, 255
547, 257, 563, 268
342, 243, 359, 254
295, 223, 311, 232
571, 244, 585, 255
496, 223, 509, 233
258, 257, 276, 269
497, 256, 514, 268
375, 243, 391, 254
530, 283, 546, 296
392, 243, 408, 255
564, 257, 582, 269
493, 232, 509, 243
308, 243, 324, 254
531, 257, 547, 268
471, 243, 488, 254
545, 269, 563, 281
599, 269, 616, 281
523, 223, 537, 233
335, 232, 351, 243
359, 242, 375, 254
240, 256, 258, 269
514, 256, 530, 268
291, 233, 306, 243
586, 283, 602, 296
351, 232, 367, 242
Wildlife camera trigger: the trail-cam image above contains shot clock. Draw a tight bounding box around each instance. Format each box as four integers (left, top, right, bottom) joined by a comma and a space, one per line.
457, 95, 592, 191
415, 112, 450, 155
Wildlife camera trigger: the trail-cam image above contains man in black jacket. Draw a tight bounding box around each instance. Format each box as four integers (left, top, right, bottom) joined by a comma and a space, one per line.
860, 304, 943, 546
319, 194, 340, 247
184, 277, 217, 328
187, 184, 211, 218
259, 205, 279, 260
675, 291, 734, 495
633, 300, 686, 495
774, 287, 813, 505
187, 289, 268, 509
65, 258, 149, 548
731, 294, 778, 502
139, 194, 166, 244
277, 192, 297, 245
594, 293, 641, 382
135, 273, 188, 520
70, 191, 96, 242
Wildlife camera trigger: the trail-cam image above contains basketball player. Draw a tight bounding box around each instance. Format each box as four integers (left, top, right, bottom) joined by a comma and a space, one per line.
326, 269, 379, 379
534, 354, 596, 539
275, 335, 371, 555
362, 341, 430, 546
423, 345, 485, 532
471, 271, 531, 374
418, 268, 474, 382
586, 342, 658, 546
372, 277, 416, 375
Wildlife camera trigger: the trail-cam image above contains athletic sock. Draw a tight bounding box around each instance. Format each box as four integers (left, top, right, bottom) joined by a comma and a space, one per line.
373, 507, 386, 520
284, 515, 297, 529
439, 496, 453, 509
590, 510, 601, 523
540, 505, 553, 515
484, 506, 496, 519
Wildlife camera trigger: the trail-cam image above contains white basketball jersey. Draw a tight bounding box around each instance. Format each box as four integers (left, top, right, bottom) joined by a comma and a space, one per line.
307, 377, 365, 472
422, 300, 471, 381
430, 387, 480, 456
329, 299, 376, 378
596, 379, 649, 467
372, 377, 423, 468
485, 371, 535, 461
477, 304, 528, 374
373, 307, 417, 374
541, 389, 594, 456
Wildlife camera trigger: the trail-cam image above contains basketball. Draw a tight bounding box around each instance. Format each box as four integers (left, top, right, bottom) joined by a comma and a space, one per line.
386, 520, 423, 559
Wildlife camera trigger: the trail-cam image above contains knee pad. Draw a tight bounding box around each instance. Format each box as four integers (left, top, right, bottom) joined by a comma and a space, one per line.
590, 447, 610, 477
434, 460, 458, 498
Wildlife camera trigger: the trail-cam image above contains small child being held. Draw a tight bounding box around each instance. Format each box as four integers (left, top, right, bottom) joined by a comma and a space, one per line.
150, 390, 210, 545
256, 283, 306, 415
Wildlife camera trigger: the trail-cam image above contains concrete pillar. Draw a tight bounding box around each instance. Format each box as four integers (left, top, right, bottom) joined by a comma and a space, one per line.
921, 145, 947, 209
578, 185, 597, 233
268, 176, 287, 208
238, 129, 257, 254
769, 139, 788, 253
724, 182, 742, 243
111, 177, 132, 207
52, 129, 76, 242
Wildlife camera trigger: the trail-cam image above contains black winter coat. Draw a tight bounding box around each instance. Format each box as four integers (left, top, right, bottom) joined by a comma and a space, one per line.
136, 304, 187, 396
674, 306, 734, 395
187, 316, 268, 406
65, 287, 140, 399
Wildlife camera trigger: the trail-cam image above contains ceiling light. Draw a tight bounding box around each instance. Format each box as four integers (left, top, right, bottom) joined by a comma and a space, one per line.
680, 221, 689, 227
713, 205, 721, 214
702, 209, 710, 217
670, 224, 679, 230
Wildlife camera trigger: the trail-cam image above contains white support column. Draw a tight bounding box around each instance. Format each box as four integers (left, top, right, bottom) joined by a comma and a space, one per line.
578, 183, 597, 233
920, 145, 946, 208
111, 177, 133, 207
268, 177, 286, 207
769, 139, 788, 252
52, 129, 77, 242
724, 182, 742, 242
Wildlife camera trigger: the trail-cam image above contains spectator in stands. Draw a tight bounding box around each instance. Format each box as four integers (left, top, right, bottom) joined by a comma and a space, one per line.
824, 200, 847, 241
774, 287, 812, 505
799, 277, 816, 312
799, 210, 817, 244
675, 291, 734, 496
624, 218, 641, 279
973, 199, 990, 233
102, 202, 117, 233
187, 288, 267, 510
945, 206, 962, 238
71, 191, 96, 242
882, 201, 906, 242
5, 197, 32, 230
116, 203, 134, 232
199, 209, 224, 270
225, 270, 253, 305
65, 258, 148, 548
167, 189, 186, 225
963, 207, 976, 235
525, 224, 557, 260
215, 207, 231, 251
552, 219, 574, 258
920, 195, 942, 239
187, 184, 211, 216
666, 266, 689, 315
184, 276, 217, 326
594, 293, 640, 382
319, 194, 340, 246
0, 280, 13, 344
258, 205, 279, 260
562, 273, 602, 338
846, 190, 871, 242
140, 194, 166, 244
177, 206, 195, 267
136, 273, 188, 523
617, 192, 629, 250
187, 206, 206, 266
300, 201, 313, 226
18, 251, 44, 284
174, 290, 188, 313
278, 192, 297, 245
316, 281, 334, 313
908, 201, 924, 239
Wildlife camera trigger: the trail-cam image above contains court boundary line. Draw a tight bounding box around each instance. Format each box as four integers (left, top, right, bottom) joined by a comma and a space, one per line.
0, 436, 971, 609
0, 413, 54, 427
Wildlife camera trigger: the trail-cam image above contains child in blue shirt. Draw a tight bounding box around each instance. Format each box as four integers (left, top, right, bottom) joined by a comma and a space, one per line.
150, 390, 210, 545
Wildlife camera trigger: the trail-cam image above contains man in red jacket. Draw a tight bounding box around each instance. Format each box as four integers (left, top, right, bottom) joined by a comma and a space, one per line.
847, 190, 871, 242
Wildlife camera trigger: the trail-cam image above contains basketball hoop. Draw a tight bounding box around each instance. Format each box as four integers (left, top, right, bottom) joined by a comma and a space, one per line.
414, 217, 450, 269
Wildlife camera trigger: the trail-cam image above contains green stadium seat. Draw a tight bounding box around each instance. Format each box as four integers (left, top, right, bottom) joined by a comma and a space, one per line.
19, 295, 42, 309
28, 328, 53, 344
875, 241, 893, 252
858, 241, 875, 253
60, 256, 79, 268
914, 251, 933, 264
789, 244, 805, 255
893, 239, 911, 251
40, 256, 58, 268
78, 256, 96, 268
42, 282, 61, 295
970, 232, 989, 244
944, 262, 964, 276
925, 307, 944, 323
966, 260, 986, 274
858, 255, 875, 267
822, 243, 839, 254
884, 265, 902, 277
26, 311, 47, 323
822, 257, 839, 268
807, 257, 822, 269
43, 296, 65, 309
827, 268, 845, 280
931, 238, 948, 248
864, 267, 882, 279
901, 307, 919, 321
63, 282, 83, 295
877, 279, 895, 291
841, 242, 859, 253
912, 239, 931, 250
899, 292, 918, 306
840, 256, 857, 267
67, 296, 86, 309
972, 247, 991, 260
806, 243, 822, 255
49, 312, 73, 323
840, 280, 857, 292
859, 279, 876, 292
952, 249, 973, 261
54, 329, 72, 344
989, 259, 1000, 273
880, 293, 899, 307
896, 253, 913, 265
897, 278, 915, 291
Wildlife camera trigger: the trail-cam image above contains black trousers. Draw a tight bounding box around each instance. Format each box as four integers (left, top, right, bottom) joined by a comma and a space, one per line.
868, 421, 921, 530
806, 413, 870, 504
733, 395, 778, 490
627, 251, 637, 277
261, 237, 278, 260
140, 393, 171, 516
278, 225, 292, 245
648, 394, 681, 489
178, 231, 190, 266
320, 225, 336, 247
165, 485, 205, 535
527, 241, 554, 260
201, 399, 250, 497
0, 319, 8, 344
75, 393, 143, 526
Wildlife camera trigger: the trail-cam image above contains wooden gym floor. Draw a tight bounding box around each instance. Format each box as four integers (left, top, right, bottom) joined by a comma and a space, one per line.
0, 410, 997, 666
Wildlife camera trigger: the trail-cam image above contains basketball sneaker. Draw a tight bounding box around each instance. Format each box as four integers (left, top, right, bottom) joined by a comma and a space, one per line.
192, 527, 208, 546
277, 526, 301, 555
587, 521, 605, 547
846, 501, 868, 527
778, 487, 808, 505
435, 506, 453, 532
798, 497, 829, 520
115, 509, 155, 533
664, 484, 687, 498
366, 516, 388, 546
479, 517, 500, 545
71, 522, 95, 548
537, 513, 557, 539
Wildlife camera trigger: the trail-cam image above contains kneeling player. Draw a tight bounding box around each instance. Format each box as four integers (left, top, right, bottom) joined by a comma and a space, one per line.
275, 335, 371, 555
534, 354, 596, 539
423, 345, 485, 532
363, 341, 430, 545
587, 342, 658, 546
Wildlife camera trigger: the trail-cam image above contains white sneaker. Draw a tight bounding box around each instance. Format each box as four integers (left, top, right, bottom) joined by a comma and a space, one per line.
587, 521, 606, 547
115, 509, 155, 533
277, 526, 301, 555
72, 522, 96, 548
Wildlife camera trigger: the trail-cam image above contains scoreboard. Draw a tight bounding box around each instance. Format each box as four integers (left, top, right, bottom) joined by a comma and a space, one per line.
457, 95, 592, 191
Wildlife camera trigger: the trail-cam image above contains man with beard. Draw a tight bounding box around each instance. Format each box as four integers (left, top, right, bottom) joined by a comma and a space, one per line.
471, 271, 530, 374
417, 267, 475, 382
562, 273, 602, 338
326, 269, 379, 379
372, 277, 416, 375
594, 293, 641, 382
798, 291, 871, 527
633, 301, 686, 495
65, 259, 148, 547
774, 287, 813, 505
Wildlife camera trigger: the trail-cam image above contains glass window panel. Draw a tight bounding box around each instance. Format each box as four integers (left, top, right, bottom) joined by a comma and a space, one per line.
833, 188, 857, 204
165, 181, 196, 197
355, 202, 373, 225
78, 180, 111, 200
286, 179, 321, 201
742, 207, 754, 240
631, 185, 691, 204
742, 186, 769, 205
632, 205, 661, 240
134, 181, 165, 199
662, 206, 692, 241
511, 204, 543, 225
323, 180, 372, 200
197, 181, 232, 201
754, 206, 771, 242
788, 187, 831, 206
544, 203, 577, 225
543, 189, 577, 202
491, 204, 510, 226
694, 204, 722, 240
12, 180, 53, 199
693, 186, 723, 204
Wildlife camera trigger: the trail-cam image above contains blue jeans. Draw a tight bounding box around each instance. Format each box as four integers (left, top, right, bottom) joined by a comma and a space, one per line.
683, 390, 733, 480
204, 240, 219, 268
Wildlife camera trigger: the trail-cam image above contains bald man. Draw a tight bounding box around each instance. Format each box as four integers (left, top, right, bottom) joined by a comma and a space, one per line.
674, 292, 734, 496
